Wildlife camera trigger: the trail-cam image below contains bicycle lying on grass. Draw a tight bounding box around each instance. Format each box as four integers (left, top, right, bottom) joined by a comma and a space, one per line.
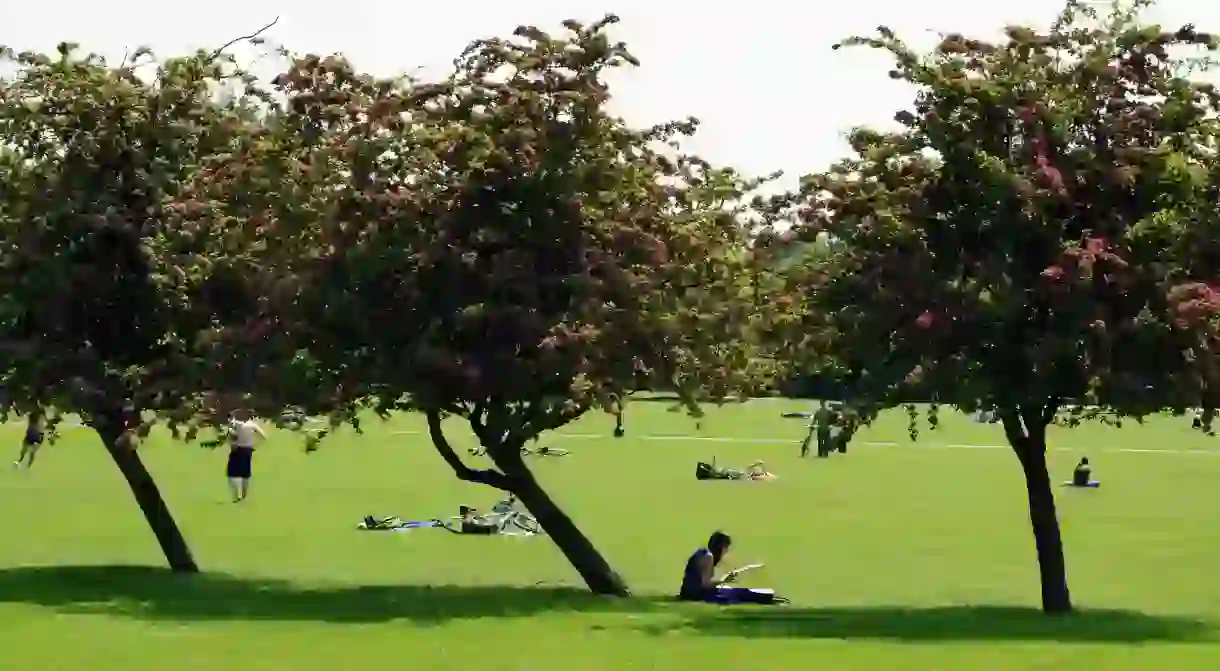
467, 445, 569, 457
479, 495, 543, 533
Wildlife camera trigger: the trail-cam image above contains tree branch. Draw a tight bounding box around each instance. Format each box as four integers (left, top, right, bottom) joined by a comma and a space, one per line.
1019, 404, 1048, 440
425, 409, 512, 490
0, 338, 37, 356
1042, 396, 1061, 427
998, 406, 1028, 449
838, 346, 919, 426
484, 400, 511, 444
508, 399, 591, 446
539, 400, 591, 433
209, 17, 280, 61
469, 402, 488, 442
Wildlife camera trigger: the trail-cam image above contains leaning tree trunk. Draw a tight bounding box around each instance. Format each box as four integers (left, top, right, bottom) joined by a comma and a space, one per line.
495, 452, 630, 596
93, 408, 198, 573
424, 410, 628, 596
1006, 417, 1071, 614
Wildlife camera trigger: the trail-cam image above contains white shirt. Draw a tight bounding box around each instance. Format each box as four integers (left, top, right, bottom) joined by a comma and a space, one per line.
230, 419, 266, 448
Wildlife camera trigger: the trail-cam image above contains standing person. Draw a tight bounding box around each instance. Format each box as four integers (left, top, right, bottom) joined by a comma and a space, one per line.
800, 401, 834, 458
226, 409, 267, 502
834, 409, 857, 454
13, 408, 45, 470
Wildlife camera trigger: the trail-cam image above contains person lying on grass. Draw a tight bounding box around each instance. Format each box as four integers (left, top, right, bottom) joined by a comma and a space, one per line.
467, 444, 569, 457
435, 505, 505, 535
491, 495, 518, 514
355, 497, 530, 534
747, 461, 776, 480
696, 459, 776, 481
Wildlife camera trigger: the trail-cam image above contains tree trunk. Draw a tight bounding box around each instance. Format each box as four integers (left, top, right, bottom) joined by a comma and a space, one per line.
500, 458, 630, 596
1008, 423, 1072, 614
94, 411, 198, 573
424, 410, 629, 597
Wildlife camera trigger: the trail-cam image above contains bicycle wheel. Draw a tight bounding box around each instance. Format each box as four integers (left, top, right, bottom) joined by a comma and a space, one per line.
512, 513, 543, 535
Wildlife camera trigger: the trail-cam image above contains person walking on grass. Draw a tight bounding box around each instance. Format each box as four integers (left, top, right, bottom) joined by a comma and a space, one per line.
13, 408, 45, 470
800, 401, 835, 458
226, 409, 267, 502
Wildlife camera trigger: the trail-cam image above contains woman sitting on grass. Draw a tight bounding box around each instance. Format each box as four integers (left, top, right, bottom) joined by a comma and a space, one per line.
678, 531, 786, 605
1065, 457, 1100, 487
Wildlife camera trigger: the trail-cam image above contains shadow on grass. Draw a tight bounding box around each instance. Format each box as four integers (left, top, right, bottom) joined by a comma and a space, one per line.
651, 605, 1217, 643
0, 565, 657, 624
3, 566, 1212, 642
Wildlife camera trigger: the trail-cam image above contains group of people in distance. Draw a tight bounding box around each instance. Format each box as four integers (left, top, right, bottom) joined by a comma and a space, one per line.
12, 407, 269, 504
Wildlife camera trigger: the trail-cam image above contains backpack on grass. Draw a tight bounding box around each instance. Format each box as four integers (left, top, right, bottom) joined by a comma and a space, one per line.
695, 461, 733, 480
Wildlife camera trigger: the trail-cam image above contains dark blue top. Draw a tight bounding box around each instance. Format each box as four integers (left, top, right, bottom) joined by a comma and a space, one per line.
679, 547, 715, 600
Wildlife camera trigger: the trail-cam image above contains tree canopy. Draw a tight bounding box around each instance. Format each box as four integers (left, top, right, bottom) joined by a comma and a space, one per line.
9, 0, 1220, 611
168, 16, 781, 594
0, 37, 297, 571
779, 0, 1220, 612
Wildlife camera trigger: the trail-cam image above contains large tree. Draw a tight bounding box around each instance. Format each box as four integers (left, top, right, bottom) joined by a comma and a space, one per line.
177, 17, 780, 595
782, 0, 1220, 613
0, 29, 302, 572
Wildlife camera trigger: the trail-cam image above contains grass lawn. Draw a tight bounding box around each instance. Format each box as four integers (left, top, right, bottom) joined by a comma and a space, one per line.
1, 400, 1219, 670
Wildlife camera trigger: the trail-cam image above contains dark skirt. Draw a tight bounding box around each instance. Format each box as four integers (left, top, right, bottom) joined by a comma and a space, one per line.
226, 446, 254, 478
24, 430, 44, 446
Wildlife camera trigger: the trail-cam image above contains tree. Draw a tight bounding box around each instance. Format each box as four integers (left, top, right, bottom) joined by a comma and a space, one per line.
781, 0, 1220, 613
177, 16, 780, 595
0, 29, 293, 572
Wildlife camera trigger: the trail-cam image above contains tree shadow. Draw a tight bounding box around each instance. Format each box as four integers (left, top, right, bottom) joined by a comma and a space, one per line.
0, 565, 657, 625
5, 567, 1212, 643
647, 605, 1217, 643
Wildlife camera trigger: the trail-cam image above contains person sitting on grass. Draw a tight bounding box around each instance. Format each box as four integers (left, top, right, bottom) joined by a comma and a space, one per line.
677, 531, 787, 605
1065, 457, 1100, 488
679, 531, 736, 601
1073, 458, 1091, 486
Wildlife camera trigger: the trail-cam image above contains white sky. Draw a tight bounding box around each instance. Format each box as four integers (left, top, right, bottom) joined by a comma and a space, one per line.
4, 0, 1215, 189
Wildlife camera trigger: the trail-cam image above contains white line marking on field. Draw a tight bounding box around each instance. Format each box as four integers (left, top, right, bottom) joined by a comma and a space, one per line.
387, 430, 1217, 456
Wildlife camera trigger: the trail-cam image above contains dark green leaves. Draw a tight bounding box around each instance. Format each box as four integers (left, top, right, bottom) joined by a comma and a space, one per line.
784, 0, 1220, 429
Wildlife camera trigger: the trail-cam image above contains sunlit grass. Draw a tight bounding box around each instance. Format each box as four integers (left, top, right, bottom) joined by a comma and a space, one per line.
1, 400, 1217, 670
